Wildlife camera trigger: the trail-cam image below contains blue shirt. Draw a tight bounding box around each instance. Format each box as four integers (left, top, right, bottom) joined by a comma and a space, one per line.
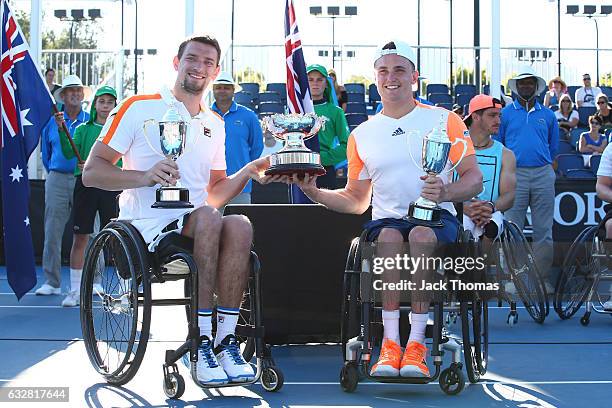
41, 109, 89, 174
211, 101, 263, 193
495, 100, 559, 167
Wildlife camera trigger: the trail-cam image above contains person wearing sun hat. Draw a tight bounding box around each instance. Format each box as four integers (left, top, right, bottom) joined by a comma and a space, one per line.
495, 65, 559, 293
305, 63, 350, 190
35, 74, 91, 298
56, 85, 121, 307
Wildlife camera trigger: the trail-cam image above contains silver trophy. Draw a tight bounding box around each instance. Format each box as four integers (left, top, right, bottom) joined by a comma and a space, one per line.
143, 105, 194, 209
407, 114, 468, 226
262, 113, 326, 177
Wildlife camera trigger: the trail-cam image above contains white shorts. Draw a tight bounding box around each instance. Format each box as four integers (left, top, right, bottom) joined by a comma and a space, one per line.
126, 209, 192, 252
462, 211, 504, 241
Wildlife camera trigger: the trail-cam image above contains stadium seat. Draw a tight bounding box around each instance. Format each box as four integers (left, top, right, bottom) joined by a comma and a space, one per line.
234, 91, 253, 106
435, 102, 454, 111
570, 127, 587, 148
368, 84, 381, 108
239, 82, 260, 98
578, 106, 597, 127
345, 113, 368, 128
482, 84, 505, 95
344, 83, 366, 94
456, 93, 475, 108
258, 91, 282, 104
550, 105, 559, 112
266, 83, 287, 104
428, 93, 453, 105
590, 154, 601, 175
601, 86, 612, 99
426, 83, 449, 95
557, 140, 575, 154
258, 101, 284, 115
346, 93, 365, 103
556, 153, 585, 176
565, 169, 595, 179
567, 86, 580, 103
454, 84, 477, 97
345, 102, 367, 114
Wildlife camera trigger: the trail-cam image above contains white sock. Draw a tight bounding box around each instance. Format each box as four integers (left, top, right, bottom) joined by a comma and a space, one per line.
69, 269, 82, 293
382, 309, 400, 345
198, 309, 213, 339
408, 312, 429, 344
215, 307, 240, 348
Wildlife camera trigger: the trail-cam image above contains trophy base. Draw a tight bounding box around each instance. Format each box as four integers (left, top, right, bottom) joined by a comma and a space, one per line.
406, 202, 444, 227
265, 163, 327, 178
152, 187, 194, 209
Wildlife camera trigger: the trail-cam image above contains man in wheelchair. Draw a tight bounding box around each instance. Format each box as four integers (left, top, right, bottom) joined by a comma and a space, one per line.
82, 34, 273, 385
461, 95, 516, 245
595, 143, 612, 310
291, 40, 482, 378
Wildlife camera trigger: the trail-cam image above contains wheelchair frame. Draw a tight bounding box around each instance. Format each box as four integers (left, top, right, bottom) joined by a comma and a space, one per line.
554, 223, 612, 325
79, 220, 283, 399
339, 230, 489, 395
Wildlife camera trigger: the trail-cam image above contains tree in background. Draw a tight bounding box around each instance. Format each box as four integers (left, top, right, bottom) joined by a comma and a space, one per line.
236, 67, 266, 90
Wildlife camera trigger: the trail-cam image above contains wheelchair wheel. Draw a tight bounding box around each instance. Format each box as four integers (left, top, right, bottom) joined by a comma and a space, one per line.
501, 221, 547, 324
461, 300, 488, 383
80, 222, 152, 385
554, 226, 599, 320
340, 237, 362, 360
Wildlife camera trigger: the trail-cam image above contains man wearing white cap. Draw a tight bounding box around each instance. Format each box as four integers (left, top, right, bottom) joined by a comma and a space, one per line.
35, 74, 91, 296
293, 40, 482, 378
495, 66, 559, 292
211, 71, 263, 204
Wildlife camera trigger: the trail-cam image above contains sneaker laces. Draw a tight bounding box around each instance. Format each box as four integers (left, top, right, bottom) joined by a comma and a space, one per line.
198, 340, 219, 368
379, 340, 399, 362
404, 343, 426, 363
223, 336, 246, 365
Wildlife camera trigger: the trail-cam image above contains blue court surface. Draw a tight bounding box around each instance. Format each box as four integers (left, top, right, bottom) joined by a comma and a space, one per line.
1, 267, 611, 408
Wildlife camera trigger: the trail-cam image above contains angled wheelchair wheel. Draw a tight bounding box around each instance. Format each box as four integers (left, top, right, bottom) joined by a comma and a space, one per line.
80, 222, 152, 385
341, 237, 362, 360
554, 226, 599, 320
461, 300, 488, 383
501, 221, 547, 324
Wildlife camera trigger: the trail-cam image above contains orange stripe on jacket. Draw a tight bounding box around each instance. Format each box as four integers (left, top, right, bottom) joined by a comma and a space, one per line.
347, 134, 365, 179
101, 93, 162, 145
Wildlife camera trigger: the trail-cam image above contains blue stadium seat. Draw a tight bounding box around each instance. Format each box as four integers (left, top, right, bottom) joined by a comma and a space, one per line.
428, 93, 453, 105
482, 84, 505, 95
565, 169, 595, 179
368, 84, 381, 107
266, 83, 287, 104
570, 127, 587, 148
239, 82, 260, 98
234, 91, 253, 106
258, 101, 284, 115
426, 83, 449, 95
590, 154, 601, 175
601, 86, 612, 99
578, 106, 597, 127
258, 91, 282, 104
456, 93, 475, 108
567, 86, 580, 103
556, 153, 585, 176
557, 140, 575, 154
435, 102, 454, 111
347, 92, 365, 103
345, 83, 365, 94
550, 105, 559, 112
345, 113, 368, 128
454, 84, 477, 97
345, 102, 367, 114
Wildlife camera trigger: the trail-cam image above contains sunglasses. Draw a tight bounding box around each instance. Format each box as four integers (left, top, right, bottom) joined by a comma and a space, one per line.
590, 121, 601, 125
584, 77, 591, 81
598, 101, 607, 105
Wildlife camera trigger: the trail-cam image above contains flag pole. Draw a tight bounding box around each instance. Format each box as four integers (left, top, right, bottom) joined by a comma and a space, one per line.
52, 105, 84, 164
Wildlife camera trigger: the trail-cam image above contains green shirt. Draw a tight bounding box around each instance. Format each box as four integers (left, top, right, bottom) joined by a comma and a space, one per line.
313, 101, 350, 166
60, 122, 122, 176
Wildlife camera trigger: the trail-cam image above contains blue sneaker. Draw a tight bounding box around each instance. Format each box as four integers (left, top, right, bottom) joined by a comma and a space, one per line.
214, 334, 255, 382
182, 336, 228, 385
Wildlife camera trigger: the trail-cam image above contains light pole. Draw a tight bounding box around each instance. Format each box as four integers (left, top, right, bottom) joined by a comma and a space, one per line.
567, 5, 612, 86
310, 6, 357, 71
54, 9, 101, 75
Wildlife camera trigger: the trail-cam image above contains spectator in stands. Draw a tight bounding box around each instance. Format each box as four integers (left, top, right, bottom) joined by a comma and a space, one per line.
328, 69, 347, 111
452, 104, 464, 118
555, 94, 579, 140
543, 76, 567, 108
594, 143, 612, 310
496, 65, 559, 293
212, 71, 264, 204
306, 64, 350, 190
35, 75, 91, 297
575, 73, 602, 108
57, 86, 120, 307
595, 93, 612, 133
578, 115, 607, 156
45, 68, 61, 99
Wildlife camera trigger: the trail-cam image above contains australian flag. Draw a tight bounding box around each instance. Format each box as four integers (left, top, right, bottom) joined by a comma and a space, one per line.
2, 0, 54, 299
285, 0, 319, 203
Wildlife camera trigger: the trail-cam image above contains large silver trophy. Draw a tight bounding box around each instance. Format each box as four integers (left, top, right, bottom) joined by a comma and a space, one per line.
262, 113, 326, 177
407, 115, 468, 226
143, 105, 194, 209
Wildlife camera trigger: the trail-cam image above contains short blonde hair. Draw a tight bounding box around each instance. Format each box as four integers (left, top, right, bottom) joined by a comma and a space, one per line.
558, 93, 573, 113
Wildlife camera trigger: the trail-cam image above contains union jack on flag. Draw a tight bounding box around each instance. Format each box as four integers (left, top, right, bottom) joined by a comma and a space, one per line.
1, 0, 54, 299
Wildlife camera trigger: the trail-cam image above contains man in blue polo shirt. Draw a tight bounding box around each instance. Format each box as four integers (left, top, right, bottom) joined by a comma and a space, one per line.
495, 66, 559, 293
212, 72, 263, 204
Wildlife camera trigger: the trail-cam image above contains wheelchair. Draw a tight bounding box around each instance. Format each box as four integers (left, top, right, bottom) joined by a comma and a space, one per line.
487, 220, 549, 325
554, 220, 612, 325
79, 220, 283, 399
339, 228, 489, 395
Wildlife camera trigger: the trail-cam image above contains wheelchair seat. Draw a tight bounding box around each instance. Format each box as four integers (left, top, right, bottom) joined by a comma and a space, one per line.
154, 233, 195, 277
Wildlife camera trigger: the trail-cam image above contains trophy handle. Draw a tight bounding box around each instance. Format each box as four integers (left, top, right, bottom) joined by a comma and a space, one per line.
444, 137, 468, 174
406, 130, 424, 172
142, 119, 165, 159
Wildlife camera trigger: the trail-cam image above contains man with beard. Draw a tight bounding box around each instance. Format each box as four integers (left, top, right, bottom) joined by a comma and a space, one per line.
82, 35, 273, 386
495, 66, 559, 293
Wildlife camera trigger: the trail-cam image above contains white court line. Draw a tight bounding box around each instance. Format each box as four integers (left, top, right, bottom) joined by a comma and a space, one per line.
282, 380, 612, 386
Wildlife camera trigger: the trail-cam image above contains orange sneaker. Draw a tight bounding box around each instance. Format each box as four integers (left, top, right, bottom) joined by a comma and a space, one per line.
370, 338, 402, 377
400, 341, 430, 378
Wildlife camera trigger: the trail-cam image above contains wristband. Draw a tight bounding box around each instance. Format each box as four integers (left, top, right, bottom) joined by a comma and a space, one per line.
485, 201, 496, 212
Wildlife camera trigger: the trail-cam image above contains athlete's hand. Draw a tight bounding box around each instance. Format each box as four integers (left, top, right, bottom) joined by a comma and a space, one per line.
420, 175, 446, 203
248, 156, 287, 185
142, 158, 180, 187
288, 173, 319, 201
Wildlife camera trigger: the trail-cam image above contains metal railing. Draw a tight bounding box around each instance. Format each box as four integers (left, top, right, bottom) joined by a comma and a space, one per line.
41, 49, 116, 89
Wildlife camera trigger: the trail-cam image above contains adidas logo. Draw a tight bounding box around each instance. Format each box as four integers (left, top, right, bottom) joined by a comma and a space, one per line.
391, 127, 405, 137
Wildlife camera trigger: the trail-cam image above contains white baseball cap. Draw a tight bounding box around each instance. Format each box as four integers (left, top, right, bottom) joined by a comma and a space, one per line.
212, 71, 242, 92
373, 40, 417, 67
